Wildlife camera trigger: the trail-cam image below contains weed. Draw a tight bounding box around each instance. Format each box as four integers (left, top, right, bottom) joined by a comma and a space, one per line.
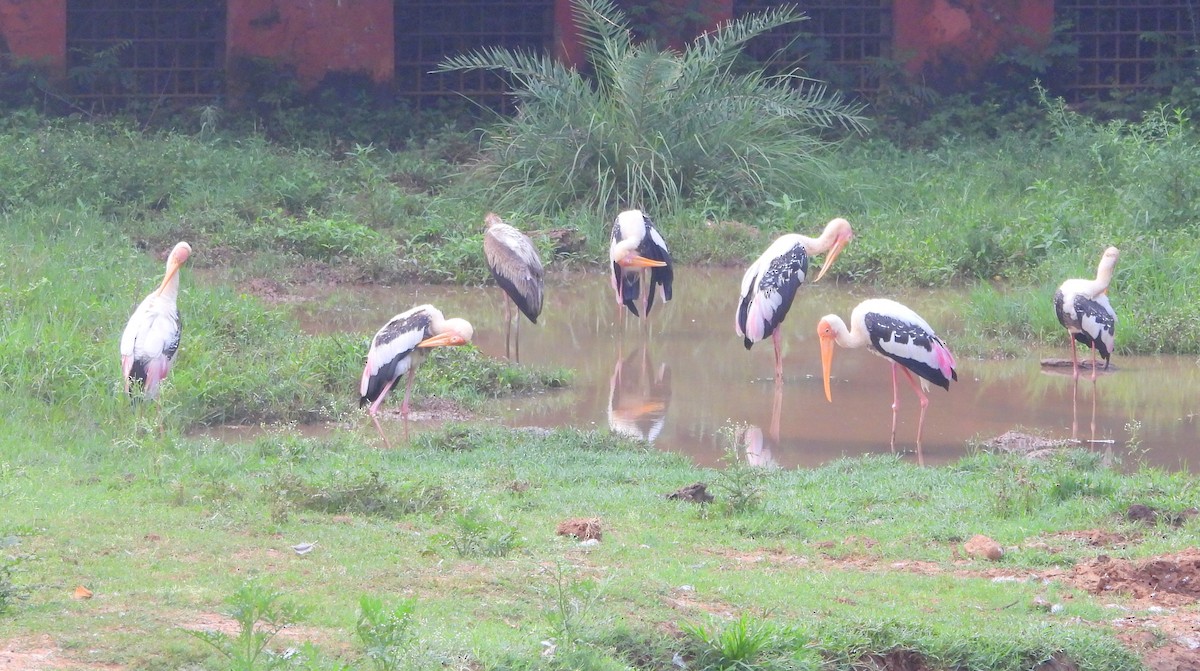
356, 595, 418, 671
0, 538, 28, 616
435, 507, 522, 558
542, 561, 608, 655
270, 471, 450, 519
681, 614, 791, 671
188, 580, 304, 671
710, 426, 773, 515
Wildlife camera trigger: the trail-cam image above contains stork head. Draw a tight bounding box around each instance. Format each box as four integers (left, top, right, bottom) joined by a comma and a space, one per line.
484, 212, 503, 231
418, 317, 474, 348
816, 314, 845, 402
813, 218, 853, 283
155, 241, 192, 296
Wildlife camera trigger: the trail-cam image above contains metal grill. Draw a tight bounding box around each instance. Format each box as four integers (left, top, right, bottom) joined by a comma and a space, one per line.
734, 0, 891, 96
66, 0, 225, 103
394, 0, 554, 112
1056, 1, 1200, 100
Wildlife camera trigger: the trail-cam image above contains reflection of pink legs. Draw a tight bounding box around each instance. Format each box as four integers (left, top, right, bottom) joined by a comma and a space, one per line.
1071, 374, 1079, 442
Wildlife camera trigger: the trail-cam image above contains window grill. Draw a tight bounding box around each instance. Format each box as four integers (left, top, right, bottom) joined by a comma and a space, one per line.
394, 0, 554, 112
1056, 1, 1200, 101
66, 0, 225, 104
734, 0, 891, 96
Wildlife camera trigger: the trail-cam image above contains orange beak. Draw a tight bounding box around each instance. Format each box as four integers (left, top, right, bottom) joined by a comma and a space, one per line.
813, 235, 850, 283
418, 332, 468, 348
153, 258, 184, 297
621, 254, 668, 269
820, 334, 835, 402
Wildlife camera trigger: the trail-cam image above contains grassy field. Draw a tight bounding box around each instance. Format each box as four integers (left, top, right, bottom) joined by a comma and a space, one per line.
2, 106, 1200, 669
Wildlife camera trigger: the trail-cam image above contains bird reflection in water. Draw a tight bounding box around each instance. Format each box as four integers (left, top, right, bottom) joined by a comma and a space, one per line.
738, 381, 783, 468
1040, 361, 1107, 446
607, 345, 671, 443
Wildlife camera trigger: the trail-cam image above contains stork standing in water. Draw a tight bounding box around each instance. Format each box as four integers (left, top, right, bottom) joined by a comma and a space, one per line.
609, 209, 672, 320
736, 217, 854, 382
360, 304, 474, 448
120, 241, 192, 405
817, 299, 957, 456
483, 212, 544, 361
1054, 246, 1119, 381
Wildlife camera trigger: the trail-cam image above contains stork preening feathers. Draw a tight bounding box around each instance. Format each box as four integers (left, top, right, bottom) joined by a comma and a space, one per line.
818, 298, 957, 454
736, 217, 854, 382
120, 241, 192, 401
1054, 246, 1119, 380
360, 304, 474, 448
610, 209, 673, 319
483, 212, 544, 360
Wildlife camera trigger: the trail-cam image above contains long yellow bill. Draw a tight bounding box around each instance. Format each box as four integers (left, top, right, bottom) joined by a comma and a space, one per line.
820, 335, 836, 402
622, 254, 668, 269
813, 237, 849, 283
418, 332, 467, 348
153, 259, 184, 297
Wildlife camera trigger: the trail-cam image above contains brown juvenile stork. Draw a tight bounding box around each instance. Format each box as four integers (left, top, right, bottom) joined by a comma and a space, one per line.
120, 241, 192, 402
483, 212, 544, 361
360, 304, 474, 448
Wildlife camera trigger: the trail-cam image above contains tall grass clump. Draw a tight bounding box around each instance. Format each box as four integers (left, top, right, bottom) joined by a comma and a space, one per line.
437, 0, 867, 215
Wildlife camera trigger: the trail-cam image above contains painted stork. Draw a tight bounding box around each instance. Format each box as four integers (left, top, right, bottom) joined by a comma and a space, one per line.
1054, 246, 1119, 381
119, 241, 192, 400
609, 209, 672, 318
736, 217, 854, 381
360, 304, 474, 448
817, 298, 957, 454
483, 212, 544, 361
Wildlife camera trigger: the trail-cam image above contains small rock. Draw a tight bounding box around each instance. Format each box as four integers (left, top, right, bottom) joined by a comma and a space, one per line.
964, 534, 1003, 561
666, 482, 713, 504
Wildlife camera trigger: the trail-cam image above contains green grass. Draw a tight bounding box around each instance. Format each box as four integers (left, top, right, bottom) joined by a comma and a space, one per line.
0, 421, 1186, 670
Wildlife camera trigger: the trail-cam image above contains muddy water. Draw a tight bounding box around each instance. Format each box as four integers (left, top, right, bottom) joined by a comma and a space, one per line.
291, 268, 1199, 471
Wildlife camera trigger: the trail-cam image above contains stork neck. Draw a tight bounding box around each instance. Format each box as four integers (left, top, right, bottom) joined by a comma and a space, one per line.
1093, 256, 1116, 293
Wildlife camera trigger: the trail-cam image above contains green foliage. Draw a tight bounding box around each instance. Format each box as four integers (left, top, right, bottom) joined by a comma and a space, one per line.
188, 580, 305, 671
270, 470, 450, 519
437, 0, 866, 214
543, 561, 607, 654
356, 595, 418, 671
435, 507, 522, 558
682, 615, 801, 671
0, 537, 28, 616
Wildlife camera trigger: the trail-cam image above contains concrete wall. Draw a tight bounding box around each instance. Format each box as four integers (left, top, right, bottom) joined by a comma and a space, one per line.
0, 0, 1054, 94
227, 0, 393, 88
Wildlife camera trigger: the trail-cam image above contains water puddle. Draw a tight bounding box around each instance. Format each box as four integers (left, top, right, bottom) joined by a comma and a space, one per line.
282, 268, 1197, 470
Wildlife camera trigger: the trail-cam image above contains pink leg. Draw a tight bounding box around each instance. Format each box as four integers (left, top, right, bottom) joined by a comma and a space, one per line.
900, 367, 930, 459
368, 378, 397, 450
889, 363, 900, 452
502, 297, 512, 360
1089, 344, 1098, 381
400, 372, 416, 417
772, 328, 784, 383
514, 307, 521, 363
1070, 374, 1079, 442
1069, 332, 1080, 381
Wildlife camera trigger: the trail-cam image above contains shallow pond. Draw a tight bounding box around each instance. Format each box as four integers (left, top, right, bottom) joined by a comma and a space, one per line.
289, 268, 1199, 471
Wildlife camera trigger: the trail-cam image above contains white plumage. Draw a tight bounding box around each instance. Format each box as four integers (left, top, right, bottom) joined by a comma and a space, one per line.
818, 298, 957, 454
736, 218, 853, 381
120, 241, 191, 399
359, 304, 473, 448
1054, 246, 1119, 380
609, 209, 673, 318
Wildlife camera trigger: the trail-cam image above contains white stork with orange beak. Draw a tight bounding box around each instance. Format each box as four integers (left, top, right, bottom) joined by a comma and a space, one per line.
610, 209, 672, 318
818, 298, 957, 454
1054, 246, 1119, 380
483, 212, 544, 360
736, 217, 853, 382
119, 241, 192, 400
360, 304, 474, 448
